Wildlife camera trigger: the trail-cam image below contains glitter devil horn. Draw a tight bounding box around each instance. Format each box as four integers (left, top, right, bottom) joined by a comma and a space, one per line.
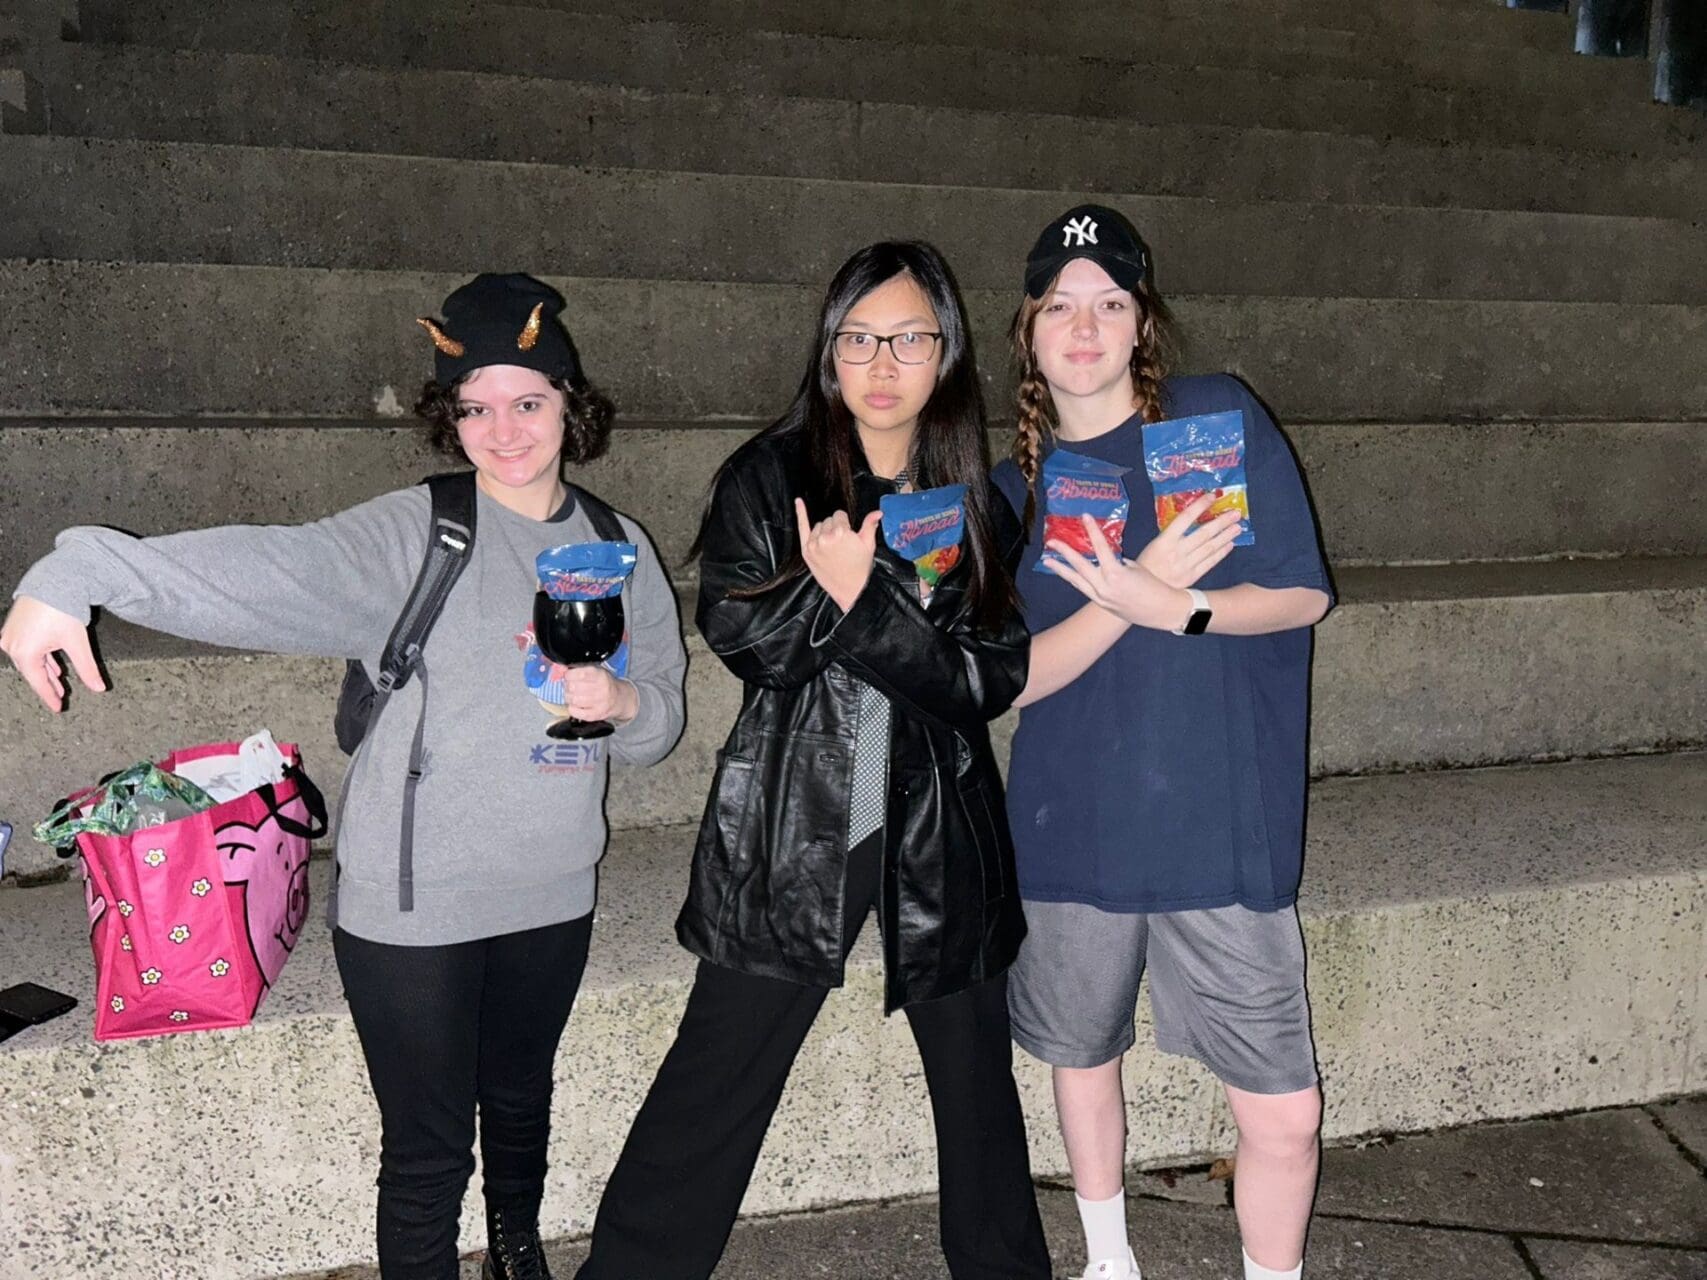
416, 317, 465, 358
516, 302, 544, 352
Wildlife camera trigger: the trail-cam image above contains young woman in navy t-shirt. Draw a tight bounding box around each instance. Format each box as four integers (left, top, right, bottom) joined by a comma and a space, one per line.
991, 205, 1334, 1280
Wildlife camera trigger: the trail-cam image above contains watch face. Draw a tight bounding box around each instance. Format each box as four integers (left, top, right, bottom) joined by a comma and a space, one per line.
1183, 608, 1213, 636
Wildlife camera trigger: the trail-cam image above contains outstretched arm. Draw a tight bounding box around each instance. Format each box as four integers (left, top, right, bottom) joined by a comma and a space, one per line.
3, 488, 424, 711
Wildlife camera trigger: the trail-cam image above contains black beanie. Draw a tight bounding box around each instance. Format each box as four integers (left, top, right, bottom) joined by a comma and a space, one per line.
417, 273, 583, 387
1023, 204, 1151, 299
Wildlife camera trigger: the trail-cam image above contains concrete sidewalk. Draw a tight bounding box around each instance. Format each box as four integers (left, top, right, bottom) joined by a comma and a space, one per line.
297, 1097, 1707, 1280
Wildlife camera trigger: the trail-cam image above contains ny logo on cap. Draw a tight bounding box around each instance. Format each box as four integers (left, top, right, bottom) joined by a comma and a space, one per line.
1062, 216, 1099, 248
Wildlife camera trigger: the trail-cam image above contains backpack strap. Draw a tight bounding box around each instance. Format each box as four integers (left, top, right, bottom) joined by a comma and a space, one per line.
375, 471, 478, 698
390, 471, 477, 911
568, 482, 628, 543
327, 472, 476, 911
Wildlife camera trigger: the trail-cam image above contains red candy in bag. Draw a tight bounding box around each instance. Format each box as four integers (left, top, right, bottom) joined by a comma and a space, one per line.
1034, 449, 1130, 573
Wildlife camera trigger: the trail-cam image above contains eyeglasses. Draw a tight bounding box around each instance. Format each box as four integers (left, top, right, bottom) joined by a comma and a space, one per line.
832, 330, 943, 365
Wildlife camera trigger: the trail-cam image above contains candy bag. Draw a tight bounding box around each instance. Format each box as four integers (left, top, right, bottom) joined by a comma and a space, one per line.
1142, 410, 1254, 545
1034, 449, 1130, 572
881, 484, 967, 596
535, 541, 638, 601
524, 542, 637, 709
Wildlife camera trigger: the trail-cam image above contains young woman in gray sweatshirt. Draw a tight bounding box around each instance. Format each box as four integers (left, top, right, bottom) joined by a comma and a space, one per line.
1, 273, 688, 1280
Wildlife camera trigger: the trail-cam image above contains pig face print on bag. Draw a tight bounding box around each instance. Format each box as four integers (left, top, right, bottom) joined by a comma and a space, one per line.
215, 790, 313, 990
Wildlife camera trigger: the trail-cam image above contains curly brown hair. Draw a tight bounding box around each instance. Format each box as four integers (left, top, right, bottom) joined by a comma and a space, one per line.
1007, 275, 1177, 530
415, 372, 616, 468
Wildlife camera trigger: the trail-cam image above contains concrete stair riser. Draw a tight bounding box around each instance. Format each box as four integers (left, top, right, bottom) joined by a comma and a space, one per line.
512, 0, 1581, 52
582, 3, 1638, 85
481, 6, 1707, 156
4, 422, 1706, 598
3, 561, 1703, 882
68, 0, 1637, 92
21, 48, 1705, 221
9, 136, 1707, 306
2, 753, 1701, 1278
1164, 0, 1587, 50
1314, 561, 1707, 775
5, 263, 1706, 422
3, 0, 76, 52
55, 4, 1702, 155
1290, 420, 1707, 565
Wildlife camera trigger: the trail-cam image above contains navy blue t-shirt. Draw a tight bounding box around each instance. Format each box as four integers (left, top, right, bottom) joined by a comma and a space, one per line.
992, 374, 1332, 913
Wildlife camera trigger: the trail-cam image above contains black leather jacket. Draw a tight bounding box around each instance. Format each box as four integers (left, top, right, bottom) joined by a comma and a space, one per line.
675, 431, 1032, 1010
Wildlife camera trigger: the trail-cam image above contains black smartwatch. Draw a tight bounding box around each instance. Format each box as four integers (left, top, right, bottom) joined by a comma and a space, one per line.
1172, 588, 1212, 636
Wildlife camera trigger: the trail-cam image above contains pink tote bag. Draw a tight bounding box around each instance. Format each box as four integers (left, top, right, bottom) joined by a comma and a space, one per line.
68, 742, 326, 1041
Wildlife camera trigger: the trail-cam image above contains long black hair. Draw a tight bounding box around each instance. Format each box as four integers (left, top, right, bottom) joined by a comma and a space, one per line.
693, 240, 1017, 626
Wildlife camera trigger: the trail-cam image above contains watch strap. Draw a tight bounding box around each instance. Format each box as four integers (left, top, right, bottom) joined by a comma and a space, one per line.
1173, 587, 1212, 636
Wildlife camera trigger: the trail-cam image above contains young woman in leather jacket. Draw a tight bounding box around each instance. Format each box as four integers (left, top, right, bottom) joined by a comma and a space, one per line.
574, 242, 1053, 1280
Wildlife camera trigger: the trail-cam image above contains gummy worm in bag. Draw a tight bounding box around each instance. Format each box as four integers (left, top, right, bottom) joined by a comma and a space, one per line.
1141, 410, 1255, 546
1034, 449, 1130, 573
880, 484, 967, 595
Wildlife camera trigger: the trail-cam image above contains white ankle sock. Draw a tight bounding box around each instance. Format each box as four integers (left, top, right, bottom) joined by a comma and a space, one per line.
1243, 1248, 1302, 1280
1075, 1189, 1131, 1269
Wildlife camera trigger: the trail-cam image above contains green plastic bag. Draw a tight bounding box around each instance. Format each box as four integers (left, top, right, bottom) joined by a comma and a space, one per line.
34, 762, 216, 847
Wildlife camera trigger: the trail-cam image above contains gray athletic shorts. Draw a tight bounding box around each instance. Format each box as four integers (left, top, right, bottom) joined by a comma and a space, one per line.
1008, 899, 1319, 1095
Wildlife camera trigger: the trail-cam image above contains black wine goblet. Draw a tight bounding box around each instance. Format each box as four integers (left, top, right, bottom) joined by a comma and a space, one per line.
532, 590, 626, 740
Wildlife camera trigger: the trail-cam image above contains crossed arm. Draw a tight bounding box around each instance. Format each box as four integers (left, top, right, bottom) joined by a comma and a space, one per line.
1015, 495, 1331, 707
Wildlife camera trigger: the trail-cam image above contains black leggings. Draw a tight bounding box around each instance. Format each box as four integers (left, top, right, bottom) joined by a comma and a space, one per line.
576, 832, 1051, 1279
335, 914, 593, 1280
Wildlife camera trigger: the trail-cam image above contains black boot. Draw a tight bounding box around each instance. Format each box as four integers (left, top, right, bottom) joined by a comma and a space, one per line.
482, 1200, 553, 1280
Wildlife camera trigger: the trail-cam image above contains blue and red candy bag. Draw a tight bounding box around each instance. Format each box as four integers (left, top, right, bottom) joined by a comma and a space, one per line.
1035, 449, 1130, 573
535, 540, 638, 601
881, 483, 967, 595
1141, 410, 1254, 545
524, 542, 637, 701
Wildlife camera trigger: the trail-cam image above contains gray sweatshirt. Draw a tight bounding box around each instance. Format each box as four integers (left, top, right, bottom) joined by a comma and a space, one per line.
14, 483, 688, 946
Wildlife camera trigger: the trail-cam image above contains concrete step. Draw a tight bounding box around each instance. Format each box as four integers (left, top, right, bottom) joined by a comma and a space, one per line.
1289, 420, 1707, 565
4, 420, 1705, 599
526, 0, 1582, 54
2, 751, 1701, 1278
8, 136, 1706, 306
3, 557, 1702, 884
5, 261, 1705, 423
70, 0, 1628, 92
55, 3, 1705, 156
4, 0, 80, 52
20, 46, 1705, 221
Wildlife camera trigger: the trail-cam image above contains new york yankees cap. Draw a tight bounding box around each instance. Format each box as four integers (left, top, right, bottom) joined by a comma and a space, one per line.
1023, 203, 1151, 299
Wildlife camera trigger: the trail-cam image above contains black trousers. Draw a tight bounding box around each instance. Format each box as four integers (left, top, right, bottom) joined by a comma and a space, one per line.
335, 914, 594, 1280
576, 832, 1051, 1279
